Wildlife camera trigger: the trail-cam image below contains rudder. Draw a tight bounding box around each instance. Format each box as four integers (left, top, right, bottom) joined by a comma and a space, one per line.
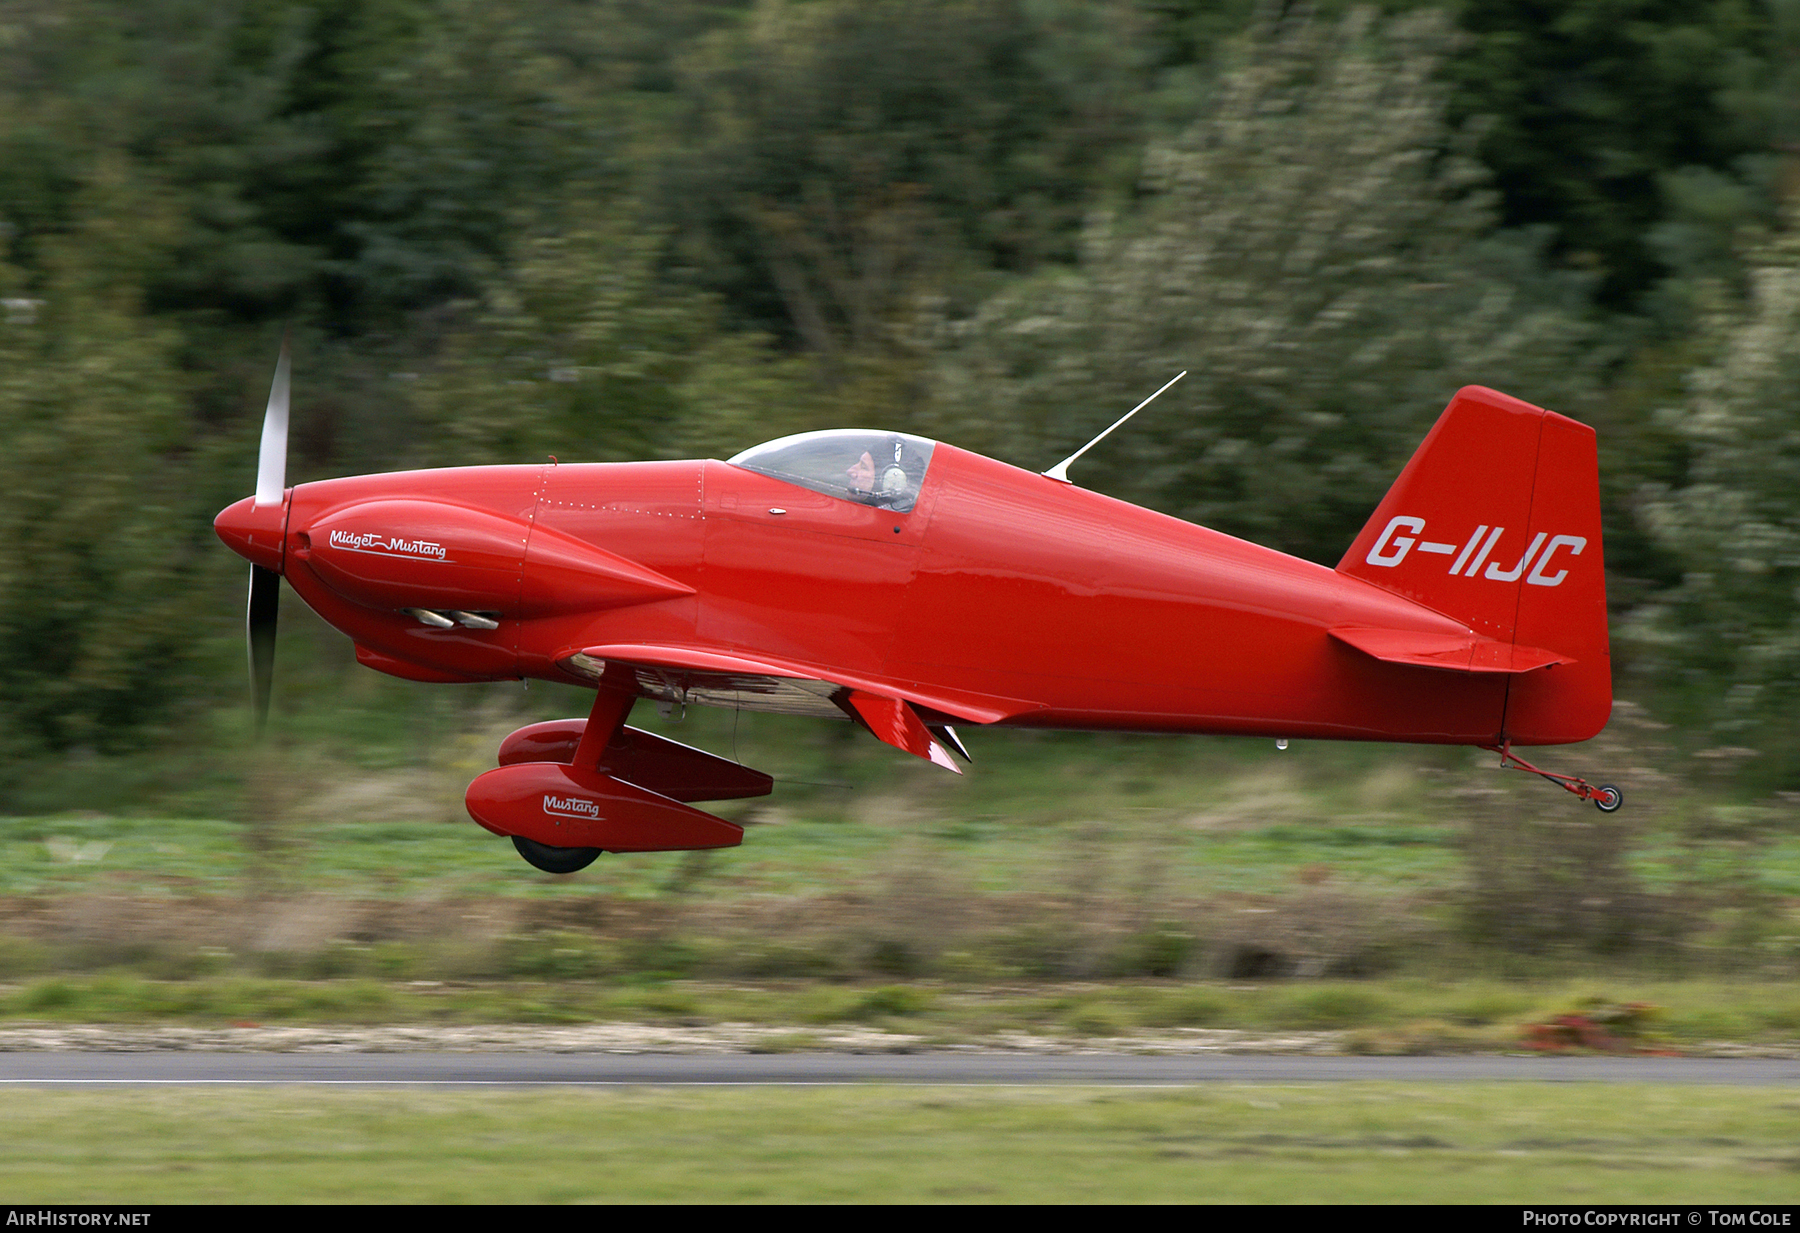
1337, 386, 1610, 744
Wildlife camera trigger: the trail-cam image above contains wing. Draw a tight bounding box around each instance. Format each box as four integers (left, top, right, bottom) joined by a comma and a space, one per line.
559, 642, 1038, 770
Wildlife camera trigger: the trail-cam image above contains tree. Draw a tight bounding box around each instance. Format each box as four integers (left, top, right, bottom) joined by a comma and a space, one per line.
1446, 0, 1775, 310
659, 0, 1149, 360
1636, 193, 1800, 766
929, 6, 1599, 565
0, 0, 614, 329
407, 211, 820, 467
0, 163, 219, 758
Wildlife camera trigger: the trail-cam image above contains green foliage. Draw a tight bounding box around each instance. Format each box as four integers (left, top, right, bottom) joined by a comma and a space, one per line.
1277, 985, 1391, 1028
661, 0, 1152, 354
0, 0, 612, 327
844, 985, 932, 1020
1107, 925, 1198, 977
0, 165, 221, 756
1139, 988, 1227, 1027
1447, 0, 1775, 308
1636, 200, 1800, 763
930, 7, 1599, 563
406, 214, 820, 466
0, 0, 1797, 775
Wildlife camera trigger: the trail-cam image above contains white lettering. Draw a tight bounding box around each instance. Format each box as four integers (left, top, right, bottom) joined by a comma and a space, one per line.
542, 793, 601, 820
1447, 525, 1488, 575
1485, 530, 1548, 582
1463, 526, 1504, 576
1521, 1215, 1691, 1228
327, 529, 448, 561
1362, 520, 1584, 588
1527, 534, 1586, 587
1366, 516, 1425, 567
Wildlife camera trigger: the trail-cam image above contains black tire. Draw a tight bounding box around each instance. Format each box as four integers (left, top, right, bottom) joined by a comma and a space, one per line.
511, 835, 602, 873
1592, 785, 1623, 813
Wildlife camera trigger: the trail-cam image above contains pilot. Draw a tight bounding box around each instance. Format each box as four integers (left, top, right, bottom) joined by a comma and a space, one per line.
847, 450, 878, 495
846, 442, 915, 509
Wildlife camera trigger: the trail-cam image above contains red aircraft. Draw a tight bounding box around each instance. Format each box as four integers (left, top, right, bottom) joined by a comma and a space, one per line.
215, 356, 1616, 873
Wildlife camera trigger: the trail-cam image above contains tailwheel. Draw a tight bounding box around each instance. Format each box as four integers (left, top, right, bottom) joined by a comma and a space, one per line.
1482, 743, 1623, 812
511, 835, 602, 874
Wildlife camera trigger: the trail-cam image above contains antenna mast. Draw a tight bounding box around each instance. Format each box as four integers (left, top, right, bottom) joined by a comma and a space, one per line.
1042, 371, 1186, 484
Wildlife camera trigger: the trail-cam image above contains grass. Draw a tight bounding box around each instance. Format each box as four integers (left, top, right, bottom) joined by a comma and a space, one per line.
9, 773, 1800, 903
0, 618, 1797, 1045
1, 1085, 1797, 1202
1, 646, 1797, 1204
0, 804, 1471, 899
1, 976, 1798, 1051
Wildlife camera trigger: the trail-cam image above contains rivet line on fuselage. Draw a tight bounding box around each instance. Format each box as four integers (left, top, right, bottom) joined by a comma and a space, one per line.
546, 500, 696, 520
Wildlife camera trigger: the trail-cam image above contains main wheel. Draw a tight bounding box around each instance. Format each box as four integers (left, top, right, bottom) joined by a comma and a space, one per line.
1592, 784, 1623, 813
511, 835, 602, 873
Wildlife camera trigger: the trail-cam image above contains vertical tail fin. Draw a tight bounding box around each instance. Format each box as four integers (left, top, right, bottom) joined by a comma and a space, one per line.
1337, 386, 1610, 744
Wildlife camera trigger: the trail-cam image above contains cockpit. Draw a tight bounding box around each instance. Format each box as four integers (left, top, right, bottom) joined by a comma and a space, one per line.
728, 430, 937, 513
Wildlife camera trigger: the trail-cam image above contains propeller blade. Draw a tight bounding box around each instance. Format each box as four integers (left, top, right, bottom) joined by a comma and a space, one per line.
254, 342, 290, 507
249, 342, 289, 737
248, 563, 279, 737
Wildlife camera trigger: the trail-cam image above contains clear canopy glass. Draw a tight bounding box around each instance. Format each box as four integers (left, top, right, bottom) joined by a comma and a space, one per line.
728, 430, 937, 513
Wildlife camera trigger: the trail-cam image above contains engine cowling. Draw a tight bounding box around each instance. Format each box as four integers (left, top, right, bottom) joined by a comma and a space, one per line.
295, 497, 695, 618
299, 499, 527, 614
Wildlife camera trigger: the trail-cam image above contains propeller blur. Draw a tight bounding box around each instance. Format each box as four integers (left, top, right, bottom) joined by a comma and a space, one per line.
245, 342, 289, 738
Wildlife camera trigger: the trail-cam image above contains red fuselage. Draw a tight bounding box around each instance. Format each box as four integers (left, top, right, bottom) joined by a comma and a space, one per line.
217, 441, 1593, 748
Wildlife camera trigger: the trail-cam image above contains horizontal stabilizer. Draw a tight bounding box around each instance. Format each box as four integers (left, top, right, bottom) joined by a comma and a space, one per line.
1329, 626, 1574, 674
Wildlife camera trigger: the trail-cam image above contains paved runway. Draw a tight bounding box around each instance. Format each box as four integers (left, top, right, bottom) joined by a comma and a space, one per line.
2, 1053, 1797, 1086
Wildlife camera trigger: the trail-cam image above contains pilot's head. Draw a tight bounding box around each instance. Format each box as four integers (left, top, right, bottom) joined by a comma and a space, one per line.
847, 451, 877, 492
